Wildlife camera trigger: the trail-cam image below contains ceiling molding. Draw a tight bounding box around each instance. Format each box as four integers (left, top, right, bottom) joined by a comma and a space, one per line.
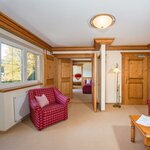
51, 38, 115, 51
52, 46, 95, 51
54, 54, 93, 58
0, 12, 52, 51
73, 60, 92, 63
94, 38, 115, 45
107, 45, 150, 50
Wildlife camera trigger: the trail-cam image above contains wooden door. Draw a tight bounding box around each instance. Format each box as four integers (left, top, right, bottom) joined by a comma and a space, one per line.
122, 53, 148, 105
57, 59, 72, 98
92, 53, 97, 111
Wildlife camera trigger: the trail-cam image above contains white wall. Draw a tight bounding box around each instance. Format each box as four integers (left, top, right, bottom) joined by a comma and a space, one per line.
83, 62, 92, 77
106, 51, 122, 103
73, 65, 82, 82
0, 93, 4, 130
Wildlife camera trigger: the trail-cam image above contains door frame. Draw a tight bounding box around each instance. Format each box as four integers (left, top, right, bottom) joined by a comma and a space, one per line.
54, 53, 96, 110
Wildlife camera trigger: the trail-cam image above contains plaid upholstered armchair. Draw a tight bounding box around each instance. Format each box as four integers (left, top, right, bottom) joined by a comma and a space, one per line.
28, 87, 69, 130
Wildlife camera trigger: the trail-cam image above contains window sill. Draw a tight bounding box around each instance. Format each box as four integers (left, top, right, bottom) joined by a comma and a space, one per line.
0, 82, 43, 93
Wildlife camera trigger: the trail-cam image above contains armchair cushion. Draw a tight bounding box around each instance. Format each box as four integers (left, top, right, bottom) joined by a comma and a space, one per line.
43, 103, 64, 116
35, 94, 49, 108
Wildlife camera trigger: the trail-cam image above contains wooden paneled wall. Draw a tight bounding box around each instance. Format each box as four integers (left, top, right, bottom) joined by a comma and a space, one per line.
44, 52, 57, 87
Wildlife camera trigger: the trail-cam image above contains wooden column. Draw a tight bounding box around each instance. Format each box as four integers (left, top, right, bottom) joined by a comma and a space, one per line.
93, 53, 98, 112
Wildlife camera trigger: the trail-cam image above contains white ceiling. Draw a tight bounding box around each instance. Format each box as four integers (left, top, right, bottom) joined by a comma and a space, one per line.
0, 0, 150, 47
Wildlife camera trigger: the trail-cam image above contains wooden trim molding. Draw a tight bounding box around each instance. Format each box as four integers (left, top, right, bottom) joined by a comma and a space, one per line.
0, 82, 43, 92
0, 12, 52, 51
54, 54, 94, 59
52, 38, 114, 51
107, 44, 150, 50
94, 38, 115, 45
52, 46, 95, 51
73, 60, 92, 63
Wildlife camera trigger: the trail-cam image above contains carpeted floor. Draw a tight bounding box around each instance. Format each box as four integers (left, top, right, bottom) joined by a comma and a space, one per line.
0, 94, 148, 150
71, 88, 92, 103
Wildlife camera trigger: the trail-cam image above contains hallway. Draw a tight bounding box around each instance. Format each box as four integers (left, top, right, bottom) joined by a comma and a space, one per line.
71, 88, 92, 103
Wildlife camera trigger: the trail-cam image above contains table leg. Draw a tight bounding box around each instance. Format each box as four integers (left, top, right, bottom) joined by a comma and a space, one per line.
131, 120, 135, 143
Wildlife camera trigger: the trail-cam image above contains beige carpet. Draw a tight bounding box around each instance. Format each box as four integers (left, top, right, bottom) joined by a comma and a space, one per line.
0, 102, 148, 150
71, 88, 92, 103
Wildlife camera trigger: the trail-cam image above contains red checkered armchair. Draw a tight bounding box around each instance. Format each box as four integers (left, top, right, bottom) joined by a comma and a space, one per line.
28, 87, 69, 130
148, 99, 150, 115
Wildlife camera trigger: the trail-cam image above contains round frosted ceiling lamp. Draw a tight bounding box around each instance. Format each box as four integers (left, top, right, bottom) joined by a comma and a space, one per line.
90, 14, 116, 29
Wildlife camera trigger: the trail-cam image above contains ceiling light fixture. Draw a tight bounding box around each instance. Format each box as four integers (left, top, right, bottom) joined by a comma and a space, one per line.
90, 14, 116, 29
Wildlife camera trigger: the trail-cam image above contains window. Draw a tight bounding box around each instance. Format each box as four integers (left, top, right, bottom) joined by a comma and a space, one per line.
0, 41, 41, 87
1, 43, 22, 83
27, 52, 37, 81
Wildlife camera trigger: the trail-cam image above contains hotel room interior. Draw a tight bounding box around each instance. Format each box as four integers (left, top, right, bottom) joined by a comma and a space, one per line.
0, 0, 150, 150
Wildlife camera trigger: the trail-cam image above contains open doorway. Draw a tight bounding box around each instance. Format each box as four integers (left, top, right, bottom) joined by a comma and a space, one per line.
72, 60, 92, 103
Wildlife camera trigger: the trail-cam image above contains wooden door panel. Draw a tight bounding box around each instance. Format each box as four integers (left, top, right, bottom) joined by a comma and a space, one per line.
61, 63, 71, 77
61, 82, 70, 96
129, 60, 143, 78
122, 53, 148, 105
128, 83, 143, 99
57, 59, 72, 98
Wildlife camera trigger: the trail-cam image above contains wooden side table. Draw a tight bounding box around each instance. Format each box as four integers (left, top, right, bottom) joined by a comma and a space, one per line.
130, 115, 150, 149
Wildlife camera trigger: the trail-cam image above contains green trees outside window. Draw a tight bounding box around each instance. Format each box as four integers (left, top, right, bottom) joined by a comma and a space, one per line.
27, 52, 37, 81
1, 43, 22, 83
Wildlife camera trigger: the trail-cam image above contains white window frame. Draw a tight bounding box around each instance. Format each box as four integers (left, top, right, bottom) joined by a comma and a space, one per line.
26, 50, 41, 82
0, 37, 42, 88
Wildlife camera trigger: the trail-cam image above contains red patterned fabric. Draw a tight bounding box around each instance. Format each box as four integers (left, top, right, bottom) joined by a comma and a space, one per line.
28, 87, 69, 130
82, 79, 92, 94
148, 99, 150, 115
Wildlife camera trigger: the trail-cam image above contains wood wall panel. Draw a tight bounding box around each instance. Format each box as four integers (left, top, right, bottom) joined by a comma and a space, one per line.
44, 52, 56, 87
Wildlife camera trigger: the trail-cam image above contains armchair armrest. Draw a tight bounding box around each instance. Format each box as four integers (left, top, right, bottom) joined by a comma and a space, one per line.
54, 88, 70, 105
30, 98, 41, 111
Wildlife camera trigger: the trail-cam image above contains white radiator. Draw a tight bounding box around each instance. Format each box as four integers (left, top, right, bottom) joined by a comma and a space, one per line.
13, 93, 30, 122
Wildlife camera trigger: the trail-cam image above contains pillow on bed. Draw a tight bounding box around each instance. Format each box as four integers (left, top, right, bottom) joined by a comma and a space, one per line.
86, 79, 91, 84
